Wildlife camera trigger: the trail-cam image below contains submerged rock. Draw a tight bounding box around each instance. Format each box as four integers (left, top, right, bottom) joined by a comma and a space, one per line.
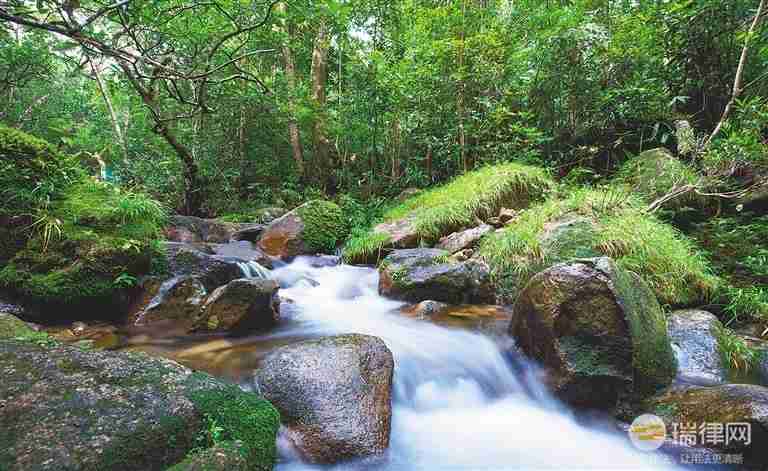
0, 314, 280, 471
378, 249, 493, 304
510, 257, 676, 411
647, 384, 768, 466
258, 200, 348, 260
400, 300, 450, 319
435, 224, 493, 254
668, 310, 727, 386
194, 279, 280, 334
254, 334, 394, 464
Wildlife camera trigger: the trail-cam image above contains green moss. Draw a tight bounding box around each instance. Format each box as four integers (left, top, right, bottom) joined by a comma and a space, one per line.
615, 148, 703, 208
167, 441, 249, 471
186, 375, 280, 471
296, 200, 349, 253
0, 314, 55, 347
479, 187, 719, 305
342, 162, 553, 263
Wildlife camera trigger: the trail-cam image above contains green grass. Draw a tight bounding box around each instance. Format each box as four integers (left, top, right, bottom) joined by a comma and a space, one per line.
343, 162, 553, 263
714, 323, 763, 372
479, 186, 719, 305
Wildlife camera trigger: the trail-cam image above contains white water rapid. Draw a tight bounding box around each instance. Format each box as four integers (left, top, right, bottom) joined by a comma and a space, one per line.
250, 257, 680, 471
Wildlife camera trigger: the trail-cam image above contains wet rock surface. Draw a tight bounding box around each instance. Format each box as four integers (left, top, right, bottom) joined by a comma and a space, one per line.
165, 242, 245, 290
132, 276, 208, 327
511, 257, 676, 411
165, 216, 240, 244
647, 384, 768, 467
378, 249, 493, 304
254, 334, 394, 464
668, 310, 727, 386
194, 279, 280, 335
0, 314, 280, 471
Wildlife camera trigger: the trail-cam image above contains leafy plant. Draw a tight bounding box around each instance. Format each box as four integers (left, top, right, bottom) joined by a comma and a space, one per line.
714, 324, 763, 372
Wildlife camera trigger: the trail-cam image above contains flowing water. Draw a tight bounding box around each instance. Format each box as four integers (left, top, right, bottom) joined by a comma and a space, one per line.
232, 257, 681, 471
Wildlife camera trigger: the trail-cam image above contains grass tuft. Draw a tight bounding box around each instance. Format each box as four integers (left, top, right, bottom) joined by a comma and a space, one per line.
342, 162, 553, 263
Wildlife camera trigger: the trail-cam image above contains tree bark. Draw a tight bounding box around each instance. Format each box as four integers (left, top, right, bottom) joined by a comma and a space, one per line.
310, 20, 331, 189
276, 2, 305, 177
89, 58, 129, 164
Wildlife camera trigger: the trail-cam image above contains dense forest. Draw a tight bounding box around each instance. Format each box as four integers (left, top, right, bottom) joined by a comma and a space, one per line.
2, 0, 768, 470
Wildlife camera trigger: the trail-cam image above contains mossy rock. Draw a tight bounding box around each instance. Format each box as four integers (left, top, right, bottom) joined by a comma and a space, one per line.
258, 200, 348, 259
480, 188, 719, 306
0, 315, 279, 471
511, 257, 676, 411
343, 162, 553, 264
0, 241, 152, 321
616, 148, 704, 209
167, 442, 249, 470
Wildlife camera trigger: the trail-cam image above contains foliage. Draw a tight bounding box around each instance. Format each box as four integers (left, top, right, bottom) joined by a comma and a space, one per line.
714, 323, 764, 372
480, 187, 719, 305
296, 200, 349, 253
616, 148, 704, 208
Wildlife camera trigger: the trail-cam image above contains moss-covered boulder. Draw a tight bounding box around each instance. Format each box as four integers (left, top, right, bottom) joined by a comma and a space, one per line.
647, 384, 768, 466
258, 200, 348, 260
193, 279, 280, 334
0, 314, 280, 471
343, 163, 553, 264
255, 334, 393, 464
480, 188, 719, 305
616, 148, 703, 208
511, 257, 676, 411
378, 249, 494, 304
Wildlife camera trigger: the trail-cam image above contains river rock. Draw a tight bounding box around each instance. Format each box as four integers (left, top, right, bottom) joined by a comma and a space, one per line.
0, 313, 280, 471
511, 257, 676, 410
435, 224, 493, 253
166, 242, 244, 290
372, 216, 421, 250
132, 276, 208, 327
254, 334, 394, 464
400, 300, 450, 319
165, 215, 240, 244
232, 224, 267, 243
194, 279, 280, 334
378, 249, 493, 304
647, 384, 768, 466
668, 310, 727, 386
258, 200, 348, 260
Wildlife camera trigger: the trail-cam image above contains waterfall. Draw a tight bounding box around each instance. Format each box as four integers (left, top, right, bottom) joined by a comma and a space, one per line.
237, 260, 271, 280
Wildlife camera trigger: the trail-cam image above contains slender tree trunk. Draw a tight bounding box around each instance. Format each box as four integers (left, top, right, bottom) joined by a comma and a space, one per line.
457, 0, 469, 173
276, 2, 304, 177
705, 0, 766, 148
311, 20, 331, 189
89, 57, 128, 163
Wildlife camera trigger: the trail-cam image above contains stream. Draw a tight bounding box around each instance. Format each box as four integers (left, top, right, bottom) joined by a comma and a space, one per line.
228, 257, 680, 470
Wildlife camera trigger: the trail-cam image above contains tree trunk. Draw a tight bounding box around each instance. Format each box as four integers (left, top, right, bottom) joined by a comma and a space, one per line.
311, 20, 331, 189
89, 57, 128, 163
457, 0, 469, 173
276, 2, 304, 177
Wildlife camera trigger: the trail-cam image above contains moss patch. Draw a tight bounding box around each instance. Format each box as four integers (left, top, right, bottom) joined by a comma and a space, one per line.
295, 200, 349, 253
615, 148, 703, 208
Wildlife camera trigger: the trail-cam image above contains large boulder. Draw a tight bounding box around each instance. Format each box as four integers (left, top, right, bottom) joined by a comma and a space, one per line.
193, 279, 280, 334
668, 310, 727, 386
165, 242, 244, 290
254, 334, 394, 464
647, 384, 768, 466
510, 257, 676, 411
258, 200, 348, 260
435, 224, 493, 254
0, 314, 280, 471
378, 249, 493, 304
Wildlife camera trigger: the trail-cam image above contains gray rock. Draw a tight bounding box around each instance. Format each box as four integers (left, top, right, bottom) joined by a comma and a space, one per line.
378, 249, 493, 304
232, 224, 267, 243
165, 242, 244, 290
165, 215, 240, 244
0, 314, 280, 471
435, 224, 493, 253
194, 279, 280, 334
668, 310, 727, 386
254, 334, 394, 464
511, 257, 676, 410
